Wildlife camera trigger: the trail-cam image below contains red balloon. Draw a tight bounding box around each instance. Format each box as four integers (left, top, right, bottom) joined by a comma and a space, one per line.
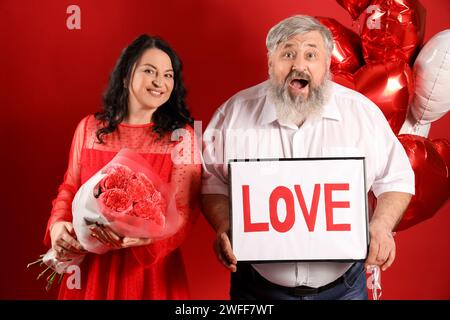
395, 135, 449, 231
432, 139, 450, 179
316, 17, 364, 74
354, 60, 414, 134
332, 71, 355, 90
336, 0, 371, 20
361, 0, 426, 64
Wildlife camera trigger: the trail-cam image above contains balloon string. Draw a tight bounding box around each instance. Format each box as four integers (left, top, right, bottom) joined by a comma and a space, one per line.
369, 265, 382, 300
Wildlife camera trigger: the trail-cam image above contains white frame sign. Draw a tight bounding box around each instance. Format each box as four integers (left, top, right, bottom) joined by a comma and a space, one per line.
229, 158, 369, 262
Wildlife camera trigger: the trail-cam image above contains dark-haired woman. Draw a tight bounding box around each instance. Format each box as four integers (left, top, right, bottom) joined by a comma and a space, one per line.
44, 34, 201, 299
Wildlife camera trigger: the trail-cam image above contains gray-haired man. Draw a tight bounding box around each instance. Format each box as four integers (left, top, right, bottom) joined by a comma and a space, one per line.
201, 15, 414, 300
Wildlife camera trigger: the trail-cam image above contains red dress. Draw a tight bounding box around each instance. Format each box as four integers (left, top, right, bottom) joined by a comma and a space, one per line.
43, 115, 202, 299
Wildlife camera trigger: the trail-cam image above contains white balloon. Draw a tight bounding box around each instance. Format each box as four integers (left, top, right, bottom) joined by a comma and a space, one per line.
410, 30, 450, 124
399, 112, 431, 137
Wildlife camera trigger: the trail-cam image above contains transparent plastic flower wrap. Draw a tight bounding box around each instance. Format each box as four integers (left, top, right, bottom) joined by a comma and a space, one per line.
73, 149, 180, 254
28, 149, 181, 290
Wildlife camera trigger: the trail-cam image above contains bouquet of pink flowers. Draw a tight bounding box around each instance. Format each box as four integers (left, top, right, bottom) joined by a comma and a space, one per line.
28, 149, 180, 290
96, 164, 167, 227
73, 149, 180, 255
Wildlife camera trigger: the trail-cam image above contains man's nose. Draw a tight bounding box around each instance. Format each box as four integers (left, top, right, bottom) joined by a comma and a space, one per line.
292, 56, 307, 72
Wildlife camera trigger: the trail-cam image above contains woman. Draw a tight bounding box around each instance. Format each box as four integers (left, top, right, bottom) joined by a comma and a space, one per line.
43, 34, 201, 299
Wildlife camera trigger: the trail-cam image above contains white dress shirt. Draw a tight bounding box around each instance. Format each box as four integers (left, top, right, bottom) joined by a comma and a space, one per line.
201, 80, 415, 288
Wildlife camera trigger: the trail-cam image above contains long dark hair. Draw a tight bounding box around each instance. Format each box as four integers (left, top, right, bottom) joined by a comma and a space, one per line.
95, 34, 193, 143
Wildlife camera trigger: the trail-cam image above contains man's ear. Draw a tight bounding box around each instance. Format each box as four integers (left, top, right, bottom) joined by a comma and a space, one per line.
326, 56, 331, 70
268, 53, 273, 69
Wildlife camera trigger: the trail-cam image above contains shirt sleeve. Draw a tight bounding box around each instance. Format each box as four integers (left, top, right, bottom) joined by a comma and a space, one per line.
130, 125, 202, 267
43, 116, 89, 247
370, 108, 415, 197
201, 107, 230, 196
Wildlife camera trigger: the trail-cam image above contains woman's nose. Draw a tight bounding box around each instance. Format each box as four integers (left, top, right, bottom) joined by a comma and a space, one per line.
152, 78, 162, 87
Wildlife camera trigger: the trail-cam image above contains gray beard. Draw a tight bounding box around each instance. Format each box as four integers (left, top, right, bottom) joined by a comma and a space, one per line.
268, 70, 331, 126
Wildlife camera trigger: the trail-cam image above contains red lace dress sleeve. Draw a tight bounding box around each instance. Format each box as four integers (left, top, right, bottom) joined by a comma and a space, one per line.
130, 125, 202, 266
43, 116, 88, 246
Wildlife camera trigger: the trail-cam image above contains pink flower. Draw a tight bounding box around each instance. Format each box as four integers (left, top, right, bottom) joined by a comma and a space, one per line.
100, 164, 135, 191
132, 199, 166, 227
151, 190, 164, 204
136, 172, 156, 193
95, 163, 168, 227
98, 189, 133, 216
126, 173, 156, 201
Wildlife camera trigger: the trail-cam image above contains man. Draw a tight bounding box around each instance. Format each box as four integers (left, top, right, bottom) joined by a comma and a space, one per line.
201, 15, 414, 300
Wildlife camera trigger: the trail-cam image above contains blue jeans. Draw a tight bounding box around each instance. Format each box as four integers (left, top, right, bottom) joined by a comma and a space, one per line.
230, 261, 368, 300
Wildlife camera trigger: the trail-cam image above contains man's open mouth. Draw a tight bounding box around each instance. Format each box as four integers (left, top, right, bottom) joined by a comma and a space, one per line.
289, 78, 309, 89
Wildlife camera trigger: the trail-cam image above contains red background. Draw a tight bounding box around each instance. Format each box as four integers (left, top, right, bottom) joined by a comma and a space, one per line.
0, 0, 448, 299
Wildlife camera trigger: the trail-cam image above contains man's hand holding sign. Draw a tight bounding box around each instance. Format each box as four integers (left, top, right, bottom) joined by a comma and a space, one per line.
366, 192, 412, 271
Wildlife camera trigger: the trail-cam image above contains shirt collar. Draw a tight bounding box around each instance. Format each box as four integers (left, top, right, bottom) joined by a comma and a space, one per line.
321, 87, 342, 121
258, 85, 278, 126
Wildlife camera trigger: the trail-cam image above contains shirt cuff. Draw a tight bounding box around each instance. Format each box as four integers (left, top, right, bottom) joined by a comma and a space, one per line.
372, 183, 415, 198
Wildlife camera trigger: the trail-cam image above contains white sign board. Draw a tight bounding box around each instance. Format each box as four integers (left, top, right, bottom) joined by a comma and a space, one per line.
229, 158, 368, 262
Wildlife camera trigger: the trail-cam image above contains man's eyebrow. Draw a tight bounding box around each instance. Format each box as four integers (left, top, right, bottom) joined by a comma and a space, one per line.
304, 43, 317, 48
280, 42, 295, 49
280, 42, 318, 49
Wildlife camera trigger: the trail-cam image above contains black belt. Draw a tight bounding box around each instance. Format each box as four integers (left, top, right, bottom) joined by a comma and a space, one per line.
252, 263, 353, 297
290, 275, 344, 296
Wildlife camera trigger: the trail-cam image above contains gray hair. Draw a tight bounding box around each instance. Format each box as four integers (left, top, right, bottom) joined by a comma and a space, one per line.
266, 15, 334, 57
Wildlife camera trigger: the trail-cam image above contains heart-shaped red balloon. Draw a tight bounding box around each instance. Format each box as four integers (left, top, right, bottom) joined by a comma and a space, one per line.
432, 138, 450, 170
354, 60, 414, 134
332, 71, 355, 90
316, 17, 364, 74
336, 0, 371, 20
360, 0, 426, 64
395, 135, 449, 231
432, 138, 450, 193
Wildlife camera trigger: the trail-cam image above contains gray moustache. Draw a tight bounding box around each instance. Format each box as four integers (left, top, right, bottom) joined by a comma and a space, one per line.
285, 70, 311, 85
